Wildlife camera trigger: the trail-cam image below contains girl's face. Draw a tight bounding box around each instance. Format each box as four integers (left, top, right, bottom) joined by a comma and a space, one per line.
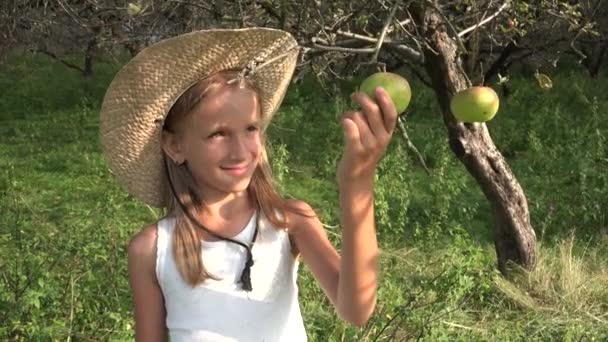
165, 84, 262, 201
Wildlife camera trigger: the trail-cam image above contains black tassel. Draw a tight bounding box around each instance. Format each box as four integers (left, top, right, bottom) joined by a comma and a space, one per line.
239, 250, 254, 291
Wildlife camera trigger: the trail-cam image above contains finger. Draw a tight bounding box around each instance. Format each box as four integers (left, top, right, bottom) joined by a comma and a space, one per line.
374, 87, 399, 133
349, 111, 376, 150
341, 114, 362, 152
352, 91, 386, 138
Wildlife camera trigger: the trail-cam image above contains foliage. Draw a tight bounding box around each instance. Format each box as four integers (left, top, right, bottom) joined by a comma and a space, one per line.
3, 0, 606, 81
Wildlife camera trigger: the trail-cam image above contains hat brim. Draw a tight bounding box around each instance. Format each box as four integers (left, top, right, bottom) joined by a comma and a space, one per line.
100, 28, 299, 208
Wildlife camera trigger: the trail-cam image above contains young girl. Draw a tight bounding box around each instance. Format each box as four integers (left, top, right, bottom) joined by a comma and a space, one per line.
99, 28, 397, 341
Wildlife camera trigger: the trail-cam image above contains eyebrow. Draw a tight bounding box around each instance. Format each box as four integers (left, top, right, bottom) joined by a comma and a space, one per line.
207, 119, 261, 130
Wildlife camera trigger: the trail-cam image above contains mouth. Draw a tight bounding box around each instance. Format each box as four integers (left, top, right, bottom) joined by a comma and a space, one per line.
220, 164, 250, 176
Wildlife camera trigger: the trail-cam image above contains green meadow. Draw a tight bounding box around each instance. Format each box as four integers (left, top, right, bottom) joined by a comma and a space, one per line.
1, 53, 607, 341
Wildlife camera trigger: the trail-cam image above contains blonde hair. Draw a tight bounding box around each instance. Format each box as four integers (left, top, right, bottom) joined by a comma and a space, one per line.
162, 70, 296, 287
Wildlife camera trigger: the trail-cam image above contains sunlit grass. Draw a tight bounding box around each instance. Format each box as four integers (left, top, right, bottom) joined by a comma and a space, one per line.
1, 55, 607, 340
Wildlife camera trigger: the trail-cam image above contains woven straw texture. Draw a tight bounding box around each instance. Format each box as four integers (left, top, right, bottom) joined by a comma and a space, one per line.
99, 28, 299, 207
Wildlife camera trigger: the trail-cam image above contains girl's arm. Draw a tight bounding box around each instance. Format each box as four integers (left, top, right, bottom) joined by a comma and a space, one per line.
289, 87, 397, 327
127, 225, 168, 341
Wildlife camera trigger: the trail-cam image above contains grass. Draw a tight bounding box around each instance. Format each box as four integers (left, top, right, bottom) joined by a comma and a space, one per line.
1, 53, 607, 340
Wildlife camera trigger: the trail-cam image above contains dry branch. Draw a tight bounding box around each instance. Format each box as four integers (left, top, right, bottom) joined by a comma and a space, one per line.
457, 2, 510, 38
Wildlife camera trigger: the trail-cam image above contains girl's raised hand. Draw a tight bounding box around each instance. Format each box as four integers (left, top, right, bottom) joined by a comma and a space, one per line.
337, 87, 398, 186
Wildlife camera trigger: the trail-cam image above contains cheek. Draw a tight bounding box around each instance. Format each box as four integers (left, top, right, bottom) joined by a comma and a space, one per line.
183, 138, 216, 162
249, 134, 263, 157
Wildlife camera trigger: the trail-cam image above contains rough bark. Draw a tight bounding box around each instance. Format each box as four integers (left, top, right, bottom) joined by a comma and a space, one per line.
412, 4, 536, 273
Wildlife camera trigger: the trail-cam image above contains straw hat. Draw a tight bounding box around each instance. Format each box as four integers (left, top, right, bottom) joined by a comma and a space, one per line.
99, 28, 300, 208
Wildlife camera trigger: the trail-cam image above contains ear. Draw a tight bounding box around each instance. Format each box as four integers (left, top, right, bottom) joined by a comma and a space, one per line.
161, 130, 185, 164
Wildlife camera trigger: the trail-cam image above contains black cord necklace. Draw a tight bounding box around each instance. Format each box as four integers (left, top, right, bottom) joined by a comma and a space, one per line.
163, 157, 259, 291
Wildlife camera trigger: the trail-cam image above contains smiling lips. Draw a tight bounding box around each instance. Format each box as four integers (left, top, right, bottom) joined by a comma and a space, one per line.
221, 164, 250, 176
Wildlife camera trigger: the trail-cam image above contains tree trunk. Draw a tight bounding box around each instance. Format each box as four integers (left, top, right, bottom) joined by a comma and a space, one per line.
412, 4, 536, 273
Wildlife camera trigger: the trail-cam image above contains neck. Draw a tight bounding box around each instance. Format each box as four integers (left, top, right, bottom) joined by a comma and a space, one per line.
197, 190, 254, 221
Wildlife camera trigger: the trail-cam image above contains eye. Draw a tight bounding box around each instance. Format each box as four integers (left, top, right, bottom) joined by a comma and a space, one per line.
208, 130, 226, 139
247, 125, 260, 133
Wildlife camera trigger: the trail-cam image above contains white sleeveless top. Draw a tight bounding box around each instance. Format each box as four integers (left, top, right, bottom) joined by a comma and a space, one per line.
155, 211, 307, 341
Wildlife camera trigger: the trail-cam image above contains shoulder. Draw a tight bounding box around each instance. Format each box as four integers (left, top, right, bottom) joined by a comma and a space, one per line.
127, 223, 160, 277
284, 199, 322, 236
285, 198, 315, 215
129, 223, 159, 257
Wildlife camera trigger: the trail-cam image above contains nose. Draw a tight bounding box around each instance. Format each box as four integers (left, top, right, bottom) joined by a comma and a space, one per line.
229, 133, 250, 159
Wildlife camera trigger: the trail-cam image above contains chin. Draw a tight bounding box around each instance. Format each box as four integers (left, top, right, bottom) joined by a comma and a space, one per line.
199, 171, 255, 196
220, 178, 253, 193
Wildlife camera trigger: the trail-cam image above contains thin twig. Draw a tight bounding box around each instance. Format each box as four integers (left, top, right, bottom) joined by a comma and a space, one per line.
309, 43, 376, 54
332, 29, 424, 62
397, 115, 431, 176
371, 0, 402, 62
56, 0, 87, 29
567, 0, 604, 62
333, 29, 391, 43
392, 17, 420, 52
33, 49, 86, 75
458, 2, 509, 37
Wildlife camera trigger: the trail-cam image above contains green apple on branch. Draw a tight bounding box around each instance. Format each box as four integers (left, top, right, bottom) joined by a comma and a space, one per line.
450, 86, 500, 123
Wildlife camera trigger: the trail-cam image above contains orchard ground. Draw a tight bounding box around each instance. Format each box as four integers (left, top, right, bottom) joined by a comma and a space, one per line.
1, 53, 607, 340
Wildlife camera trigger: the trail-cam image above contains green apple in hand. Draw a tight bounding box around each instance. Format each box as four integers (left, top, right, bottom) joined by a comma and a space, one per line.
359, 72, 412, 114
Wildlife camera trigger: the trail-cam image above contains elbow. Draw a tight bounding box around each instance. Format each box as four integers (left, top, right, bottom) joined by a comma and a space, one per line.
341, 310, 374, 328
348, 316, 371, 328
338, 299, 377, 327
